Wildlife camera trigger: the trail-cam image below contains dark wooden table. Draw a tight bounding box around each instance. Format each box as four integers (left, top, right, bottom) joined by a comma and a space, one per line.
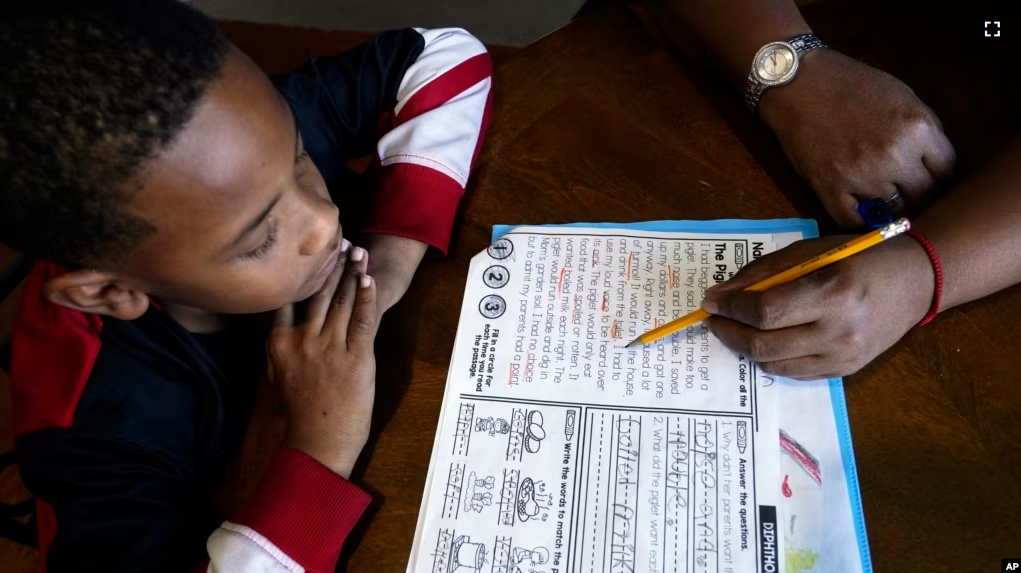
226, 4, 1021, 573
2, 4, 1018, 573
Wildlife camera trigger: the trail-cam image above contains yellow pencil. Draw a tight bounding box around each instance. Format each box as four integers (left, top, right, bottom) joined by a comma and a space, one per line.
624, 218, 911, 348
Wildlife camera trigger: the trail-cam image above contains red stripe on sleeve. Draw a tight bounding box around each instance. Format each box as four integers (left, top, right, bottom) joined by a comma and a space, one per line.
10, 261, 103, 436
362, 163, 465, 254
470, 80, 494, 169
395, 53, 492, 125
37, 500, 56, 573
231, 448, 371, 573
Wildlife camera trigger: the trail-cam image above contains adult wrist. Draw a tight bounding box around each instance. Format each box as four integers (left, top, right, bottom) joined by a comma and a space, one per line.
904, 230, 943, 326
727, 24, 814, 91
756, 46, 836, 131
887, 234, 938, 327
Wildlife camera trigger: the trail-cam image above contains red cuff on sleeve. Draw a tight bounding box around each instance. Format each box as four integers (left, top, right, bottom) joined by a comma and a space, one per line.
231, 448, 371, 573
362, 163, 464, 254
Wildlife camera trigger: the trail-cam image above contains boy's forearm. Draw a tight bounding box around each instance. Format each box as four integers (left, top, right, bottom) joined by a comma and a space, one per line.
659, 0, 812, 89
363, 234, 428, 313
912, 134, 1021, 311
360, 28, 492, 254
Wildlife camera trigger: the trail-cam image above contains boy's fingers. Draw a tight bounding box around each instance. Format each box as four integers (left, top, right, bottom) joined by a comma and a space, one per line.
306, 246, 349, 333
273, 302, 295, 329
325, 249, 369, 340
347, 275, 380, 353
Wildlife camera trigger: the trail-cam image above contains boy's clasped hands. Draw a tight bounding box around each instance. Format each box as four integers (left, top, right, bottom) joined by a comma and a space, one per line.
267, 230, 431, 478
269, 240, 377, 478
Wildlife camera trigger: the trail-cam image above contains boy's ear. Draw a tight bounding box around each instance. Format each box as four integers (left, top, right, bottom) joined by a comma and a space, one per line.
44, 269, 150, 320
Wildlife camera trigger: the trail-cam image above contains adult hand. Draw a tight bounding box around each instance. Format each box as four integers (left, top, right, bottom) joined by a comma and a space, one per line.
269, 244, 380, 478
700, 235, 934, 379
759, 49, 956, 228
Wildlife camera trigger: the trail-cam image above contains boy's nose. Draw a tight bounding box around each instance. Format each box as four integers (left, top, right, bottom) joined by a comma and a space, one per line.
298, 201, 340, 257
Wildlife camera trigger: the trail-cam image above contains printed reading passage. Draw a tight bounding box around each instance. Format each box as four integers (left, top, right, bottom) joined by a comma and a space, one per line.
407, 226, 791, 573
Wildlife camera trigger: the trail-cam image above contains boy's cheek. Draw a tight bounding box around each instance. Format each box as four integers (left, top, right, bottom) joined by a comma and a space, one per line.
186, 276, 300, 315
150, 256, 317, 314
235, 279, 307, 313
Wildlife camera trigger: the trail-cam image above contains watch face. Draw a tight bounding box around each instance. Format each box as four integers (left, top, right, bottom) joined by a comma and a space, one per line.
754, 44, 797, 84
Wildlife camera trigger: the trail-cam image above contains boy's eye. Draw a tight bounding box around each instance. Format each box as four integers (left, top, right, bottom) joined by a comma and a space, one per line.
242, 221, 278, 260
296, 148, 310, 163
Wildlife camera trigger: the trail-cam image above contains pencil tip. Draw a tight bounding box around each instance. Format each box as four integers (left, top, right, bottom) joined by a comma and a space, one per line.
624, 337, 642, 349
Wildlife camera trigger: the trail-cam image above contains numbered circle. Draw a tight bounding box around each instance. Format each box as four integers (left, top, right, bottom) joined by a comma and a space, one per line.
487, 238, 514, 260
483, 265, 510, 289
479, 294, 507, 319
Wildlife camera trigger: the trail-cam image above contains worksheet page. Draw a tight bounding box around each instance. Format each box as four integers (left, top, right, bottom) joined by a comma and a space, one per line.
408, 226, 795, 573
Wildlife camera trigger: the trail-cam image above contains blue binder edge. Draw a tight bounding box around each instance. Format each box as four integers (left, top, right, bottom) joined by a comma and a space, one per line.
827, 377, 873, 572
492, 218, 872, 573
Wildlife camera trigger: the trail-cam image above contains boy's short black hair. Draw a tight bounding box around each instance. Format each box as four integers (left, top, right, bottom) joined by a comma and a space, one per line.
0, 0, 230, 267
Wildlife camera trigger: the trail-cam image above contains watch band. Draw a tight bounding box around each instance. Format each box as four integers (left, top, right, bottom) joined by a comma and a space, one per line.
787, 33, 828, 57
744, 34, 828, 113
744, 72, 769, 112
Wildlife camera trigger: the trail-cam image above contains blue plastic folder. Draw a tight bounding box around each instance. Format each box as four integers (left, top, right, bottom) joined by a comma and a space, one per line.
493, 219, 872, 573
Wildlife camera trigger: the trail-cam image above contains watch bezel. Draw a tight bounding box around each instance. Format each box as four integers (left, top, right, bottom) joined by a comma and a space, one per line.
751, 41, 799, 87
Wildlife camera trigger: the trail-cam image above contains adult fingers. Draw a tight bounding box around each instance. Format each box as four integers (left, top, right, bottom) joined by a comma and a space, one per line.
921, 128, 956, 181
821, 186, 866, 230
702, 274, 829, 331
892, 163, 935, 215
758, 355, 844, 381
707, 317, 824, 364
703, 236, 848, 299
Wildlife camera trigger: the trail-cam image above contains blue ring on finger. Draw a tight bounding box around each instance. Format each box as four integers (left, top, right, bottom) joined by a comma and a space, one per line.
856, 197, 896, 230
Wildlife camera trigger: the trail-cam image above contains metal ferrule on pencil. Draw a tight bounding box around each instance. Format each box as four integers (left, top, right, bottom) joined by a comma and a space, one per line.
880, 218, 911, 240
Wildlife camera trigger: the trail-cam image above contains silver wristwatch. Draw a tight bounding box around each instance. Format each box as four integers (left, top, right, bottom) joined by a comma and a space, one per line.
744, 33, 828, 113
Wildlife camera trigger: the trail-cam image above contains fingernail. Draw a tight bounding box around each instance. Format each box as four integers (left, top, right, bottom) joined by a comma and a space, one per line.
700, 295, 719, 315
360, 275, 372, 288
340, 238, 351, 252
350, 247, 365, 262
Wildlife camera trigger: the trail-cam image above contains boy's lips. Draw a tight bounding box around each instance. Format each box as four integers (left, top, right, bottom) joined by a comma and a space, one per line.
309, 242, 344, 291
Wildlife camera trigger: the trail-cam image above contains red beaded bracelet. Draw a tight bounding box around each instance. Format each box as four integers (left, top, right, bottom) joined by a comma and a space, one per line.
906, 230, 943, 326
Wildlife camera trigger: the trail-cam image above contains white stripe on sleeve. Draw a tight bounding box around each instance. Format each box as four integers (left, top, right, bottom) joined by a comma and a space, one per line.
377, 28, 492, 189
206, 521, 304, 573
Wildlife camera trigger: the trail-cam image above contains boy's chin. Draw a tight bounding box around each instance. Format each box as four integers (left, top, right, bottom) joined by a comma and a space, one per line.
295, 270, 337, 303
293, 285, 324, 306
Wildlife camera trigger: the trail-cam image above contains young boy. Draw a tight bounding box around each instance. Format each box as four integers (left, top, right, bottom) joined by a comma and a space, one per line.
0, 0, 491, 571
